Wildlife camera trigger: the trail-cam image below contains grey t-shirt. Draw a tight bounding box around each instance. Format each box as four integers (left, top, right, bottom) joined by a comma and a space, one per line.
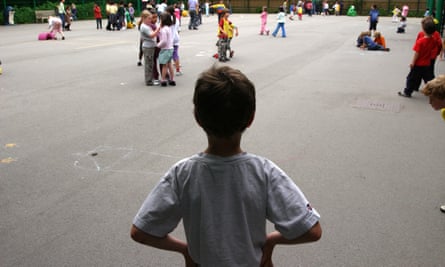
139, 23, 156, 48
133, 152, 320, 267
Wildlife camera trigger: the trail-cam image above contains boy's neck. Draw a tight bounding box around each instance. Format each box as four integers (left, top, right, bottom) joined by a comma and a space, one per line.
205, 133, 243, 157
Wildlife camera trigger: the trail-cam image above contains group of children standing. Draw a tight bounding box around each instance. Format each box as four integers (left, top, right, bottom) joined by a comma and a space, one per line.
104, 1, 136, 31
138, 6, 181, 87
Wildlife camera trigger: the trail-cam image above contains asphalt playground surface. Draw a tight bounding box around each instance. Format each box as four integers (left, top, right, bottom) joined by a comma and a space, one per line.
1, 13, 444, 266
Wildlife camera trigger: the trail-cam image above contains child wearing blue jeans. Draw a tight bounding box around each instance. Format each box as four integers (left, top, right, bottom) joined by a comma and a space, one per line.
131, 66, 322, 266
272, 6, 286, 38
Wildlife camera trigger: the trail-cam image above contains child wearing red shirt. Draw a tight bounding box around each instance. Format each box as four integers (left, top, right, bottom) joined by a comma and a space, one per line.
398, 18, 437, 98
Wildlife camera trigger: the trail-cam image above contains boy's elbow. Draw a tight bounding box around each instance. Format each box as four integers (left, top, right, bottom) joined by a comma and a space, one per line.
307, 222, 322, 241
130, 224, 145, 243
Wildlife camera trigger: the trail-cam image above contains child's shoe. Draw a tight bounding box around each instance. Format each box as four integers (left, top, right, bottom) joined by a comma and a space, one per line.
266, 30, 270, 35
398, 91, 411, 98
213, 53, 219, 59
169, 80, 176, 86
176, 70, 183, 76
230, 50, 234, 58
160, 81, 168, 87
137, 61, 142, 66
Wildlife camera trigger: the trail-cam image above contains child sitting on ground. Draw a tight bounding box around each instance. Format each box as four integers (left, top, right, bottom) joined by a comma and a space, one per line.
397, 16, 407, 33
373, 31, 386, 48
360, 31, 390, 51
131, 65, 322, 266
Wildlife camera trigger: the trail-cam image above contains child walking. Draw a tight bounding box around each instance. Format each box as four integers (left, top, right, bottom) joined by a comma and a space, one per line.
272, 6, 286, 38
216, 9, 233, 62
157, 13, 176, 87
131, 65, 322, 266
259, 6, 269, 35
392, 5, 401, 22
139, 10, 160, 86
225, 11, 238, 59
398, 18, 437, 97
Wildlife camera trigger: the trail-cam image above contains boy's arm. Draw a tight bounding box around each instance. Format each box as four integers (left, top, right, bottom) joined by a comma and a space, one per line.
410, 52, 419, 68
130, 225, 197, 266
260, 222, 322, 267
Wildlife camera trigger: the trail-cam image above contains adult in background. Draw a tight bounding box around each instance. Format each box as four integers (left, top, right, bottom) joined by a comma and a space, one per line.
188, 0, 199, 30
58, 0, 66, 31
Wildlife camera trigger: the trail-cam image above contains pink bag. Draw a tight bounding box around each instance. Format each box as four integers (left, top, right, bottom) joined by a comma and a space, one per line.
38, 32, 55, 40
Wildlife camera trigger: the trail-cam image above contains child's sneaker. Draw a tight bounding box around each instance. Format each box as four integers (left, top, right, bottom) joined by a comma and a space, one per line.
398, 91, 411, 98
169, 80, 176, 86
176, 70, 183, 76
160, 81, 168, 87
153, 80, 160, 85
266, 30, 270, 35
230, 50, 234, 58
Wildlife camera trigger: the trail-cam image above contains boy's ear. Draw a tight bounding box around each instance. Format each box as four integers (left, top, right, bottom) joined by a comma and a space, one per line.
194, 108, 202, 127
246, 112, 255, 128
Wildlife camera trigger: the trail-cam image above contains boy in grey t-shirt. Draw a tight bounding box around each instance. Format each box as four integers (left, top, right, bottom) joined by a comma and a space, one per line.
131, 66, 322, 266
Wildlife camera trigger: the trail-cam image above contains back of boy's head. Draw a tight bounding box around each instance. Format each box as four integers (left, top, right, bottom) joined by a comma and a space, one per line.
422, 75, 445, 99
193, 66, 256, 138
422, 16, 436, 35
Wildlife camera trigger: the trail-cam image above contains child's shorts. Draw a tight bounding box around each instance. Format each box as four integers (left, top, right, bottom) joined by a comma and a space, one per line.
158, 49, 173, 64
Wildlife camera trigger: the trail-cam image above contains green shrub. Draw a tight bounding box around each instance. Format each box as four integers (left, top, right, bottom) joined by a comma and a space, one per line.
12, 7, 35, 24
76, 3, 95, 19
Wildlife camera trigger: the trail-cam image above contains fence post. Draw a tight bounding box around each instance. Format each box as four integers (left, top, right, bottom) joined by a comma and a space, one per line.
436, 0, 443, 33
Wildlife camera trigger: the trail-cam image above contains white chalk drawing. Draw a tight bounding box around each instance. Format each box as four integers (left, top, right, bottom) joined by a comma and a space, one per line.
73, 145, 182, 175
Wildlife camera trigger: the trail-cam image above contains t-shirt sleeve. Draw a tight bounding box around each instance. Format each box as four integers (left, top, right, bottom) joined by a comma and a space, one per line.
265, 160, 320, 240
132, 167, 182, 237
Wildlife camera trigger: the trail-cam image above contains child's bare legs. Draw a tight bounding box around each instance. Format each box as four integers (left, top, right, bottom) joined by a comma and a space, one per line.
167, 62, 176, 85
160, 61, 176, 86
161, 65, 168, 85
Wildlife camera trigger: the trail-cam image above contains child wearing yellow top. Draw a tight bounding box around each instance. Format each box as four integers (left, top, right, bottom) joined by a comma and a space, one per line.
216, 9, 238, 62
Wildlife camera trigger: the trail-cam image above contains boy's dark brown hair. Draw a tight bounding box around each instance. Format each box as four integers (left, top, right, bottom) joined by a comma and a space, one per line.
422, 16, 436, 35
193, 66, 256, 138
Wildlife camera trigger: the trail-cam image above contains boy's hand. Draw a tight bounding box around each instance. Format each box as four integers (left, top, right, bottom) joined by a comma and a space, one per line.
260, 237, 275, 267
183, 247, 198, 267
